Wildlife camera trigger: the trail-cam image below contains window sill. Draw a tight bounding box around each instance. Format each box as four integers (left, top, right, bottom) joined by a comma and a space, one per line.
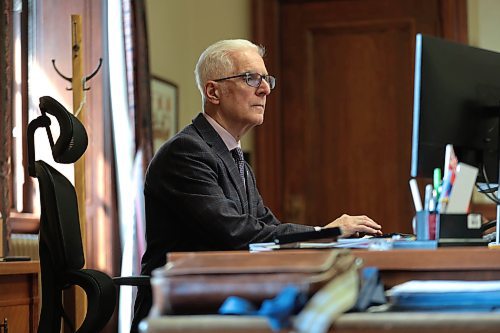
9, 212, 39, 234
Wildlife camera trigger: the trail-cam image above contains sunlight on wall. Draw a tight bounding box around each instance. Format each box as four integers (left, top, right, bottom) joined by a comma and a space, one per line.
146, 0, 500, 165
468, 0, 500, 52
145, 0, 255, 152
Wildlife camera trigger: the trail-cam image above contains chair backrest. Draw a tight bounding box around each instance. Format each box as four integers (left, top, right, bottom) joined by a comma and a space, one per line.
27, 96, 116, 333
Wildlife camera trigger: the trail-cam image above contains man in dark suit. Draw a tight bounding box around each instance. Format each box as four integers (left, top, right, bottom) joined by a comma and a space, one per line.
131, 39, 382, 332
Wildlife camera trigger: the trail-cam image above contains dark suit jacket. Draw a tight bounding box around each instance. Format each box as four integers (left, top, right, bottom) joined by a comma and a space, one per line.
131, 113, 313, 331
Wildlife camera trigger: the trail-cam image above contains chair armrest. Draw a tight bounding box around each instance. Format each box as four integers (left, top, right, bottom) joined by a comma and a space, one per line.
113, 275, 150, 286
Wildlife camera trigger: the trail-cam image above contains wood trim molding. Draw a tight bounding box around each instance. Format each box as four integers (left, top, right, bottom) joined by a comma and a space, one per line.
252, 0, 283, 219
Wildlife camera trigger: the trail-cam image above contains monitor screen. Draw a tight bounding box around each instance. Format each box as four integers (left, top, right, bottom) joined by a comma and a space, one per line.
411, 34, 500, 183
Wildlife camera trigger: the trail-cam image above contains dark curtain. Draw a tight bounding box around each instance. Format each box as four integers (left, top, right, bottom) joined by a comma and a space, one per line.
124, 0, 153, 167
117, 1, 152, 331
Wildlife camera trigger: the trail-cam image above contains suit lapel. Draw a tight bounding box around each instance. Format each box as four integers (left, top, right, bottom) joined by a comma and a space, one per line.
192, 114, 248, 212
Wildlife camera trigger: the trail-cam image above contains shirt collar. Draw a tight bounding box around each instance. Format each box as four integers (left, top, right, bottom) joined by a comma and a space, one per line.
203, 113, 241, 151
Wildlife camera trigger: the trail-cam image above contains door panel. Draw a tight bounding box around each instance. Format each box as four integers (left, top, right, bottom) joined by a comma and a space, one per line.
253, 0, 468, 233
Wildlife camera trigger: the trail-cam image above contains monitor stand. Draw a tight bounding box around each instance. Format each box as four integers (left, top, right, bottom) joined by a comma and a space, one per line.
494, 197, 500, 247
493, 104, 500, 248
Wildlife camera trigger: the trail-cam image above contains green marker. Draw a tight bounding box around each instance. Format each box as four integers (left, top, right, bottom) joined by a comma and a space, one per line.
433, 168, 442, 199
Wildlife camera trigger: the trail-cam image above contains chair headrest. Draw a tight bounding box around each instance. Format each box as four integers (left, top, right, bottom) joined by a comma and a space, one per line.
38, 96, 88, 163
27, 96, 88, 176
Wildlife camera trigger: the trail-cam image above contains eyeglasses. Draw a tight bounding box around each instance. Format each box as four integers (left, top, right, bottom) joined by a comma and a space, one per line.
214, 72, 276, 90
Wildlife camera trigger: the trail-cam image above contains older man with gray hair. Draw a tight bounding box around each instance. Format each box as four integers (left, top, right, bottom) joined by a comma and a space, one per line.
131, 39, 381, 332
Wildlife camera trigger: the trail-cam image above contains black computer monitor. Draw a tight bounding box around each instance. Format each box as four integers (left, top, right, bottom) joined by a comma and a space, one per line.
411, 33, 500, 183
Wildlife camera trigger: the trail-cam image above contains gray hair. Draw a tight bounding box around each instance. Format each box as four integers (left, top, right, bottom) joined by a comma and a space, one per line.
194, 39, 265, 106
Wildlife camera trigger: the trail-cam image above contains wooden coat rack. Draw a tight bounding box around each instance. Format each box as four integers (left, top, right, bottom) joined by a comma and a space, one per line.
52, 14, 102, 331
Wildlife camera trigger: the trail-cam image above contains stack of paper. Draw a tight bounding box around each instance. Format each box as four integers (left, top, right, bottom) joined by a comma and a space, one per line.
387, 280, 500, 311
249, 235, 422, 252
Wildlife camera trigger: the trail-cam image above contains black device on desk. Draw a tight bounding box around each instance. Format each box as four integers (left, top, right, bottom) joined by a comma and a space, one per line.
371, 233, 414, 239
274, 227, 341, 245
438, 214, 490, 246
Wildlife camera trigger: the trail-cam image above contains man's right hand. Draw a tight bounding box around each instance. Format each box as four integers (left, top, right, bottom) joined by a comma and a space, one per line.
324, 214, 382, 238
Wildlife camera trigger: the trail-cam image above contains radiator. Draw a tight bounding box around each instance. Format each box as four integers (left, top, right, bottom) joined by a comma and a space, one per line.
10, 233, 39, 260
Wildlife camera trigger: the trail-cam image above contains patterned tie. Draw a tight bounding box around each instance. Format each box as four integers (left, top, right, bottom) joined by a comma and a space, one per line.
231, 147, 245, 184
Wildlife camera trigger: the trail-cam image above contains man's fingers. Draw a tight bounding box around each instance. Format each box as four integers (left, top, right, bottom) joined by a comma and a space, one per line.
355, 216, 381, 229
354, 224, 382, 235
330, 214, 382, 237
350, 216, 383, 235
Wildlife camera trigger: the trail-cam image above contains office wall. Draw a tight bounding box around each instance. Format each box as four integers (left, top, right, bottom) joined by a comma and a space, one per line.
145, 0, 500, 162
145, 0, 253, 151
468, 0, 500, 52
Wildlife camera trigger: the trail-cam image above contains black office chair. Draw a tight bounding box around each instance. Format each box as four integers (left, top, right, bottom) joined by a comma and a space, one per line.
27, 96, 116, 333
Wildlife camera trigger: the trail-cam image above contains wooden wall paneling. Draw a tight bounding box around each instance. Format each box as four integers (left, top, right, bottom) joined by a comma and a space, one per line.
440, 0, 468, 42
301, 21, 415, 228
252, 0, 468, 232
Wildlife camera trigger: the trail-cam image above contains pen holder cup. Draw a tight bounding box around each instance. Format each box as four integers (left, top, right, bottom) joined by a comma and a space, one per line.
415, 211, 438, 240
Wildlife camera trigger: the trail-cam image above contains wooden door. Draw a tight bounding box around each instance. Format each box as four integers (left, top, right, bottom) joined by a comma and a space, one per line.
253, 0, 467, 233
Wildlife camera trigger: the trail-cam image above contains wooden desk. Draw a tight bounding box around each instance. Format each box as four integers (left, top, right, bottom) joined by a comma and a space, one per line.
168, 247, 500, 288
143, 312, 500, 333
148, 248, 500, 333
0, 261, 39, 333
353, 247, 500, 288
332, 312, 500, 333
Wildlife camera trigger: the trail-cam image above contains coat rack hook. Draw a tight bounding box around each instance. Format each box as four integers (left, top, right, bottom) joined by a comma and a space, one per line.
83, 58, 103, 91
51, 59, 73, 90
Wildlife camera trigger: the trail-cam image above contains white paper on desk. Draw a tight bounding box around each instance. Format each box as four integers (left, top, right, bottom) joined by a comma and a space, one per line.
388, 280, 500, 295
250, 237, 388, 251
335, 238, 373, 248
444, 163, 478, 214
248, 242, 279, 252
250, 241, 342, 251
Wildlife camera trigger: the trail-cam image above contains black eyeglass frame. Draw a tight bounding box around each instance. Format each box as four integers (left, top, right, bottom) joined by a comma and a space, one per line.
213, 72, 276, 90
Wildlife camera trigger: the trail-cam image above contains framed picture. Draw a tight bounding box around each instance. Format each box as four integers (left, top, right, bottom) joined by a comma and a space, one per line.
150, 75, 178, 153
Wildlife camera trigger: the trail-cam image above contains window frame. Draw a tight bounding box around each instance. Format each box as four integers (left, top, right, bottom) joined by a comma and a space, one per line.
8, 0, 38, 234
